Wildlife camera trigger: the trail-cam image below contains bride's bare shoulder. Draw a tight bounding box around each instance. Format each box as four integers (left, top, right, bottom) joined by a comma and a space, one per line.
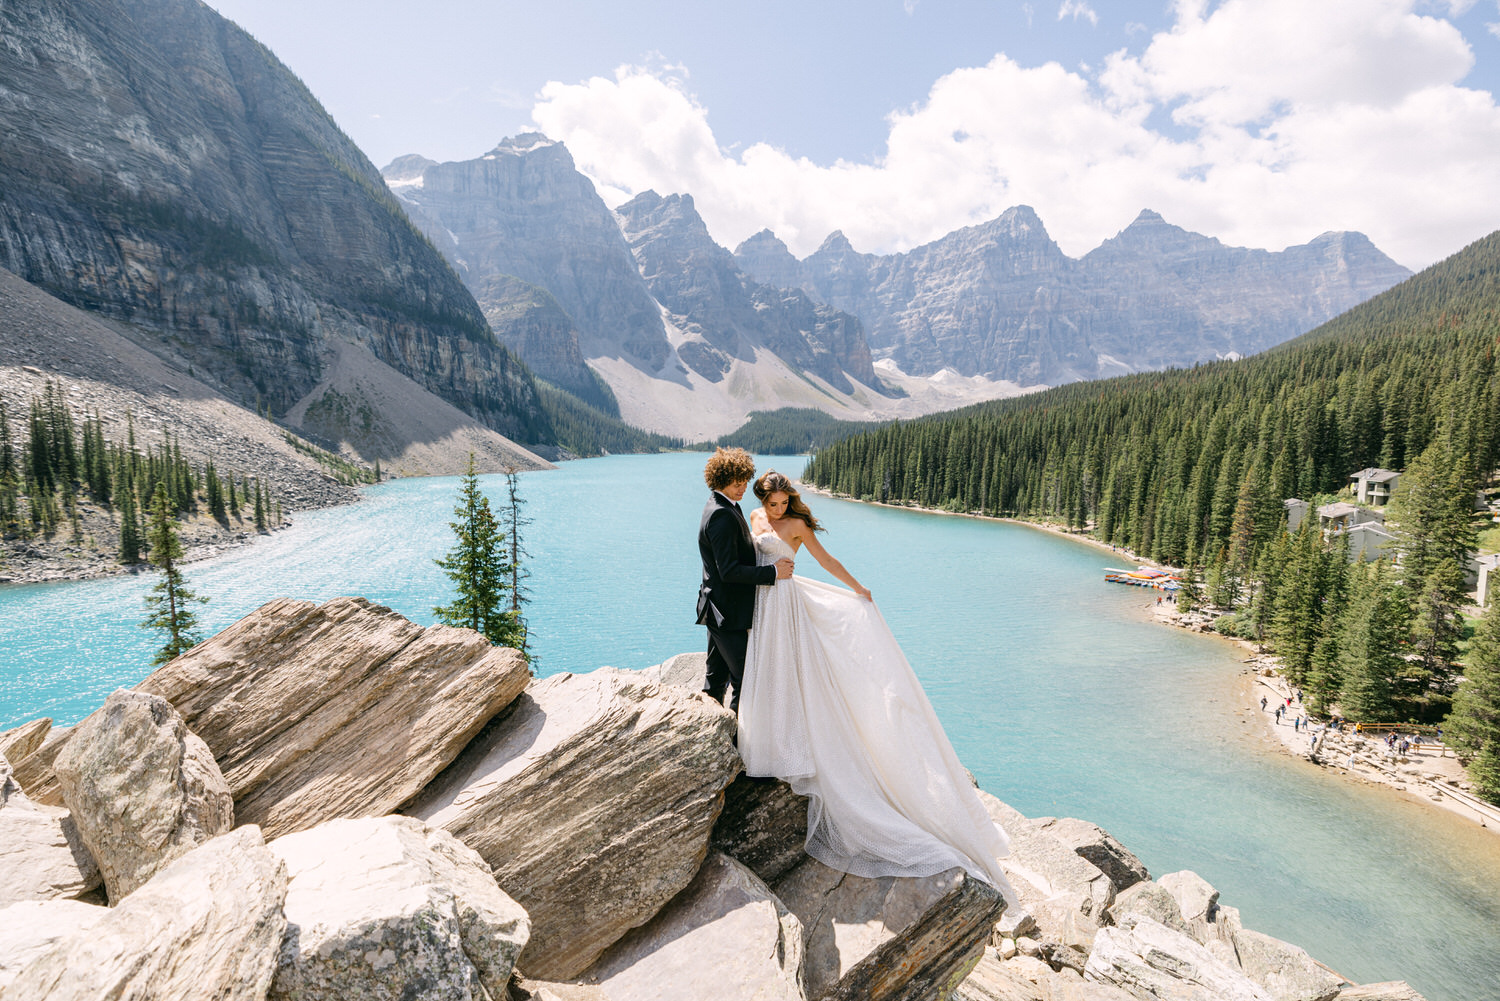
749, 507, 769, 529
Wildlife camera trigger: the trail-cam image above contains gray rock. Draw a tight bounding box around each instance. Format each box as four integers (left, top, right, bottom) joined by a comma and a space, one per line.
1159, 870, 1221, 923
136, 596, 531, 840
408, 668, 741, 980
1084, 918, 1273, 1001
9, 727, 69, 807
267, 815, 529, 1001
1333, 983, 1429, 1001
1030, 817, 1149, 893
957, 946, 1143, 1001
0, 718, 50, 766
53, 689, 234, 901
1, 825, 288, 1001
709, 774, 810, 884
773, 856, 1006, 1001
0, 753, 101, 904
1107, 880, 1190, 935
584, 852, 805, 1001
977, 791, 1110, 962
640, 651, 709, 690
1233, 928, 1345, 1001
512, 979, 612, 1001
0, 899, 107, 991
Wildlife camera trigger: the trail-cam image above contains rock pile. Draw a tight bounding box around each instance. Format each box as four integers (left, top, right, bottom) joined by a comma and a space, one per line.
0, 606, 1431, 1001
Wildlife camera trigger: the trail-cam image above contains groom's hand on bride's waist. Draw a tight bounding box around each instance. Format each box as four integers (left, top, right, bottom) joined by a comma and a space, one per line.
774, 558, 794, 580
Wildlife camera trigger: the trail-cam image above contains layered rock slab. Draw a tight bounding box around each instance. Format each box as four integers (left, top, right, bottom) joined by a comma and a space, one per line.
1084, 917, 1274, 1001
267, 815, 529, 1001
582, 851, 805, 1001
0, 718, 50, 765
773, 856, 1007, 1001
52, 689, 233, 901
1, 825, 287, 1001
407, 668, 741, 979
956, 945, 1138, 1000
0, 753, 100, 905
709, 774, 810, 884
1332, 984, 1428, 1001
135, 595, 530, 839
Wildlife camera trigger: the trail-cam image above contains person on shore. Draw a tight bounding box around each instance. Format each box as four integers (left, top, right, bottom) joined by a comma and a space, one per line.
1261, 696, 1268, 711
1294, 716, 1301, 732
1275, 705, 1283, 724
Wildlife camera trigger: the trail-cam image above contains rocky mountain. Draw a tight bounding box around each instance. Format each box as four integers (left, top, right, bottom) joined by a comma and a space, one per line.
383, 135, 671, 400
614, 191, 880, 394
383, 138, 923, 441
0, 0, 549, 444
735, 207, 1413, 384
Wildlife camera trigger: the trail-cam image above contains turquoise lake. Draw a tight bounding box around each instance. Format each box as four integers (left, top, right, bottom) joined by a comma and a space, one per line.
2, 451, 1497, 1000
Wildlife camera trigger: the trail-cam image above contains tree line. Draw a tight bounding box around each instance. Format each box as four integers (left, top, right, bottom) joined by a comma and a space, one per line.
805, 230, 1500, 801
1, 383, 283, 562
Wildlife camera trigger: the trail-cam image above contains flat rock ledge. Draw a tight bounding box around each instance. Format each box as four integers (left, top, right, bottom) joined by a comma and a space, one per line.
407, 668, 742, 980
52, 689, 234, 901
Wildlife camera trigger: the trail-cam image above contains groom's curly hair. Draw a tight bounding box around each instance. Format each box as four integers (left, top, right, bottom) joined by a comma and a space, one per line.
704, 447, 757, 491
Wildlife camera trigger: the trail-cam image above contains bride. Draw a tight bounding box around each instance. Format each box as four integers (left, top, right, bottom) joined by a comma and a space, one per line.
740, 470, 1018, 900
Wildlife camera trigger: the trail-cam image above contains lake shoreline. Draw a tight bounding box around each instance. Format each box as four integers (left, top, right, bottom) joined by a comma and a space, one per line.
798, 482, 1500, 838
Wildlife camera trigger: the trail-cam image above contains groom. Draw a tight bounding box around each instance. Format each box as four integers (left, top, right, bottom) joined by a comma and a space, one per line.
697, 447, 793, 713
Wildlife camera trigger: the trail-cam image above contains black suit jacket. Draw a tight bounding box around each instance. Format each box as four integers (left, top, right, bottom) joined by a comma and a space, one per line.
697, 492, 776, 631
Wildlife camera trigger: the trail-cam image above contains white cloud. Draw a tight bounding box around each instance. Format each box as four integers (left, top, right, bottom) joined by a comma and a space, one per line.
532, 0, 1500, 268
1058, 1, 1099, 26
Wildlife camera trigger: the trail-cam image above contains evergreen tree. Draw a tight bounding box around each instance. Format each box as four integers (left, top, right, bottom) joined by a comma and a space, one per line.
501, 465, 532, 657
206, 461, 226, 522
118, 465, 142, 564
253, 476, 267, 530
1388, 432, 1478, 600
140, 482, 206, 665
1336, 562, 1409, 723
1406, 557, 1466, 697
0, 402, 17, 536
433, 455, 521, 647
1447, 597, 1500, 803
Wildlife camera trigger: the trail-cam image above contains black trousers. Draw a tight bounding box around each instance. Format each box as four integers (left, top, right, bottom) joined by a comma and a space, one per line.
703, 624, 749, 713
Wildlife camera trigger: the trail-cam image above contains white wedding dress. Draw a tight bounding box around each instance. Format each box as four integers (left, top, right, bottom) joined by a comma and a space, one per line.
738, 530, 1018, 901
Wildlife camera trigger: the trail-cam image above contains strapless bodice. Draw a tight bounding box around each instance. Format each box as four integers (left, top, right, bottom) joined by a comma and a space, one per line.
754, 531, 796, 563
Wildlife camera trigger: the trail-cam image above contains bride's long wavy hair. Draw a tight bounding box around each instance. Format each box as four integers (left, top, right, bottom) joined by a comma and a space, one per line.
754, 471, 823, 532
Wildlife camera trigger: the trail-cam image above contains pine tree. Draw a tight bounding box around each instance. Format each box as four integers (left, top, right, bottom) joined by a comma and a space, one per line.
1447, 596, 1500, 803
0, 402, 17, 536
140, 482, 206, 665
501, 465, 532, 657
253, 476, 266, 530
1406, 557, 1465, 696
1336, 562, 1409, 723
118, 465, 142, 564
433, 455, 521, 647
206, 461, 226, 522
1388, 432, 1478, 601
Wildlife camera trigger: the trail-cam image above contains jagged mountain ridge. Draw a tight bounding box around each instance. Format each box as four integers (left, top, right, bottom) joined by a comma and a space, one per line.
734, 207, 1414, 383
614, 190, 881, 395
0, 0, 548, 444
382, 136, 885, 413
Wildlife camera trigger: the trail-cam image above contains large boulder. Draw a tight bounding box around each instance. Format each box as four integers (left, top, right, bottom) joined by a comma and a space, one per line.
0, 718, 51, 765
1084, 918, 1273, 1001
773, 856, 1006, 1001
137, 596, 531, 839
52, 690, 233, 902
0, 754, 100, 905
709, 774, 810, 884
9, 727, 69, 807
0, 899, 107, 991
1029, 817, 1149, 894
1106, 880, 1190, 936
407, 668, 741, 979
1158, 870, 1220, 923
582, 851, 805, 1001
1232, 928, 1345, 1001
1, 825, 288, 1001
267, 815, 529, 1001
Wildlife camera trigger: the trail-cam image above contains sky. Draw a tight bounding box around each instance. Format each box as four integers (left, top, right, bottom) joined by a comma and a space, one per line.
204, 0, 1500, 269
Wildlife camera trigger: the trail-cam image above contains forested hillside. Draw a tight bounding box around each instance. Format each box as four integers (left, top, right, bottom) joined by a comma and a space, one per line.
806, 232, 1500, 570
